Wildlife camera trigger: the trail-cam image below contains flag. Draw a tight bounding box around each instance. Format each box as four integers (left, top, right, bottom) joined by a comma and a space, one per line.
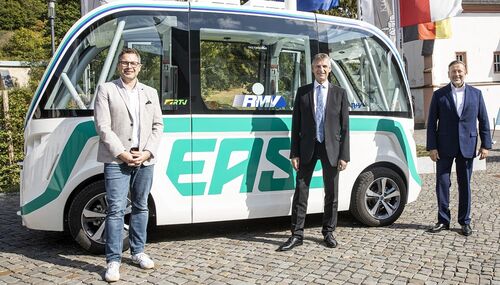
297, 0, 339, 12
417, 18, 452, 40
399, 0, 462, 27
360, 0, 394, 40
403, 18, 452, 42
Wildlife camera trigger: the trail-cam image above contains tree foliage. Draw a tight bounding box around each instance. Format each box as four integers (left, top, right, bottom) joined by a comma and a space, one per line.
0, 0, 46, 31
53, 0, 81, 45
0, 88, 32, 191
0, 0, 81, 58
320, 0, 358, 18
2, 25, 50, 61
0, 0, 78, 190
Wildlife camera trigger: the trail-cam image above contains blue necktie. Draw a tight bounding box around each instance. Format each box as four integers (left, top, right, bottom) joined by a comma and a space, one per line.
316, 85, 325, 142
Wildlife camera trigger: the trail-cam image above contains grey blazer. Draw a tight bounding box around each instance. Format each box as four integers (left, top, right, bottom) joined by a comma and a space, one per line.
94, 79, 163, 165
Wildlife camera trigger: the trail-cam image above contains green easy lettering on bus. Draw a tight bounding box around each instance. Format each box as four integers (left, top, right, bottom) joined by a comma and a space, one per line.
22, 116, 420, 215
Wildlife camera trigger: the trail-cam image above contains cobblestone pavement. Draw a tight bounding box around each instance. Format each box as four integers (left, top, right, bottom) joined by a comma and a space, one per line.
1, 133, 499, 284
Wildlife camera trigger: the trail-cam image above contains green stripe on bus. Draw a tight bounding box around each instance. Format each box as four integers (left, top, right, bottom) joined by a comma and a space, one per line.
350, 118, 422, 186
21, 116, 420, 215
21, 121, 97, 215
164, 117, 291, 132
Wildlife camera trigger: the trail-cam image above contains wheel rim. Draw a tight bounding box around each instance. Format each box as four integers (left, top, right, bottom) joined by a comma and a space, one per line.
364, 177, 401, 220
80, 193, 131, 245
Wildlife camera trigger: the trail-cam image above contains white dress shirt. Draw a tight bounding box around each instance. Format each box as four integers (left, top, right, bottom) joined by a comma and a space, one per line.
451, 83, 465, 117
121, 79, 140, 148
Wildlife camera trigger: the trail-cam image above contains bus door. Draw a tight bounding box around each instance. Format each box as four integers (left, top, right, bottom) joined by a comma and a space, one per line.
188, 7, 319, 223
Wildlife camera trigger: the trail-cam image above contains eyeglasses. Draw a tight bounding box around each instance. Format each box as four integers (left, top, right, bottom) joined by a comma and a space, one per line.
119, 61, 141, 67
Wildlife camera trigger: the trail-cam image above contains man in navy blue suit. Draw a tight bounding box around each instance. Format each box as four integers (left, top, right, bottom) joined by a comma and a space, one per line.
426, 60, 492, 236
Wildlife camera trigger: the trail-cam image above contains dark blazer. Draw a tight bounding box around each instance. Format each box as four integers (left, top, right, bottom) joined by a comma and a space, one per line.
426, 83, 492, 158
290, 82, 350, 166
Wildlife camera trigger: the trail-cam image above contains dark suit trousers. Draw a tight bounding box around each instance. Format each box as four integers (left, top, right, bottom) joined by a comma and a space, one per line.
435, 152, 473, 225
291, 141, 339, 238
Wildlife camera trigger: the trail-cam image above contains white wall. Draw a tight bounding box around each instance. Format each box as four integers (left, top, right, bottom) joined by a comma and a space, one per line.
433, 13, 500, 84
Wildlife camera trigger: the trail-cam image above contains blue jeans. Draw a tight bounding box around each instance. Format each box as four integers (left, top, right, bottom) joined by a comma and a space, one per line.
104, 163, 154, 263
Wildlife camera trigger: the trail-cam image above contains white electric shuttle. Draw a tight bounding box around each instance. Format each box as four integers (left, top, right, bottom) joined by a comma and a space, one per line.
20, 0, 421, 252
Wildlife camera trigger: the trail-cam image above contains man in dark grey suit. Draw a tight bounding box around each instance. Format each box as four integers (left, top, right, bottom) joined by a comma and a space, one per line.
277, 53, 350, 251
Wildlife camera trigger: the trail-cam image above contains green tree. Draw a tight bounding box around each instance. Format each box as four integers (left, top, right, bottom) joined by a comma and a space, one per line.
0, 0, 80, 59
2, 25, 50, 61
53, 0, 81, 46
0, 0, 46, 30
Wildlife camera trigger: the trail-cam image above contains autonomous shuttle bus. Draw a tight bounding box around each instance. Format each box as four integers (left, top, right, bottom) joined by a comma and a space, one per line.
20, 0, 421, 252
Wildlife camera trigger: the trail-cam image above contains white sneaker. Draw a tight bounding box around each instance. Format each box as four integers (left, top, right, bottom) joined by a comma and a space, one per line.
131, 252, 155, 269
105, 261, 120, 282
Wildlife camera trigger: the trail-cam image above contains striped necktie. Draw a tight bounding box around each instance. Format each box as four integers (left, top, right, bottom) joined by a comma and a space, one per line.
315, 85, 325, 142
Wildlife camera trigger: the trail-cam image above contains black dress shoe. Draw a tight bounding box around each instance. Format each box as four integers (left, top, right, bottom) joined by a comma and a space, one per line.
276, 236, 303, 251
427, 223, 450, 233
461, 224, 472, 236
324, 233, 337, 248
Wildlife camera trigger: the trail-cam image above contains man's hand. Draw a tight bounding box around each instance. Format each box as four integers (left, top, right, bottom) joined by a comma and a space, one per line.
291, 157, 300, 171
338, 160, 347, 171
429, 149, 440, 162
478, 148, 489, 160
118, 151, 135, 164
130, 150, 151, 166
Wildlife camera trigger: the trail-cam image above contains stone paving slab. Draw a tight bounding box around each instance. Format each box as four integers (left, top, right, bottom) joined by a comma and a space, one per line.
1, 144, 499, 284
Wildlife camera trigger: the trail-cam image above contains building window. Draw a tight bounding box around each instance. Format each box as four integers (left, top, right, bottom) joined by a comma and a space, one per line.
494, 52, 500, 73
455, 52, 467, 67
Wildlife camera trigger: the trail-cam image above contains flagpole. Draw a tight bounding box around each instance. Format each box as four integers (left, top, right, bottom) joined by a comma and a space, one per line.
358, 0, 361, 20
394, 0, 403, 57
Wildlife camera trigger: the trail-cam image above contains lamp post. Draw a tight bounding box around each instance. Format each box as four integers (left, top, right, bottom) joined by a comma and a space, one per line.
48, 0, 56, 55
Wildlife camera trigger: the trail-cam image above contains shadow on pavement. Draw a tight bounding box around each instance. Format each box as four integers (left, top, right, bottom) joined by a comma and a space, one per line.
148, 211, 361, 246
486, 154, 500, 163
387, 222, 429, 230
0, 193, 104, 275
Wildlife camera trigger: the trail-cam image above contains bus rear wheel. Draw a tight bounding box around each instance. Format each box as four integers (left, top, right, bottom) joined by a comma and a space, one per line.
68, 180, 130, 254
350, 167, 407, 226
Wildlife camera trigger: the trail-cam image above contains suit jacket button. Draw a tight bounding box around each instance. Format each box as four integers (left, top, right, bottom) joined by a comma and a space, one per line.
128, 138, 132, 141
130, 123, 133, 126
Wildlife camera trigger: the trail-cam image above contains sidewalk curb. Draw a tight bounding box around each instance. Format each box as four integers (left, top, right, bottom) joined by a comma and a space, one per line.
417, 156, 486, 174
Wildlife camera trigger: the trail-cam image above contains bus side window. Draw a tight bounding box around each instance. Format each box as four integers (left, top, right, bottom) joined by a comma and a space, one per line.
319, 24, 411, 116
191, 12, 316, 113
37, 12, 187, 118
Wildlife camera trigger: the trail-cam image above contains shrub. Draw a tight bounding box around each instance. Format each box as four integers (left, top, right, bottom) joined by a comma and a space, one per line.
0, 88, 33, 191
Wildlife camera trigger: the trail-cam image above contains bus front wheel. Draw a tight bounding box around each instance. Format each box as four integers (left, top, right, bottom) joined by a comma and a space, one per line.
68, 180, 130, 254
350, 167, 407, 226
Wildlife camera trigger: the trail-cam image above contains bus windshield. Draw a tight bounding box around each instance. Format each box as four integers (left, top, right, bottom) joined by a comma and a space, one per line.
321, 24, 410, 115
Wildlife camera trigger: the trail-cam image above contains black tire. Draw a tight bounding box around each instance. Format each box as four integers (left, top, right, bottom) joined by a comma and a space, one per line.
350, 167, 407, 226
68, 180, 130, 254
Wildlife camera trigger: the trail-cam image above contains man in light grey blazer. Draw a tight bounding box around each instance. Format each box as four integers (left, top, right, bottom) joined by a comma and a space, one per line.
94, 48, 163, 282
